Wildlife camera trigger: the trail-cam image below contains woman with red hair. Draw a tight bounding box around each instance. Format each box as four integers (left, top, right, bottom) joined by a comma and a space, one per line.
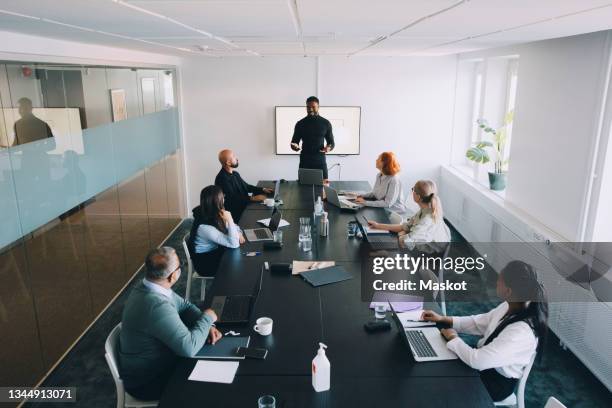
355, 151, 407, 213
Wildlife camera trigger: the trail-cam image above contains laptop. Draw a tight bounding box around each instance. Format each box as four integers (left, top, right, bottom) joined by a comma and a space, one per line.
244, 208, 282, 242
389, 302, 458, 362
211, 268, 264, 324
354, 216, 399, 250
324, 186, 362, 211
298, 168, 324, 185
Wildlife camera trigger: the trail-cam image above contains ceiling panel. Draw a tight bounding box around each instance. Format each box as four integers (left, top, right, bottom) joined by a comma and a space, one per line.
298, 0, 458, 37
396, 0, 612, 39
131, 0, 296, 37
0, 0, 197, 37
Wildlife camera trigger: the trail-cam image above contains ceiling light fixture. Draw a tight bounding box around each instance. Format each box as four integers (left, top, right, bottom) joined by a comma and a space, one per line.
287, 0, 306, 56
348, 0, 469, 56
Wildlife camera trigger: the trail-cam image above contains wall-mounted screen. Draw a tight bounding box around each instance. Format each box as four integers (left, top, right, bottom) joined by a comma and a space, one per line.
275, 106, 361, 155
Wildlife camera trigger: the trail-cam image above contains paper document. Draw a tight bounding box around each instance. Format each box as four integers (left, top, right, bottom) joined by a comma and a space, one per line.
188, 360, 239, 384
364, 225, 391, 235
292, 260, 335, 275
257, 218, 290, 228
397, 310, 436, 328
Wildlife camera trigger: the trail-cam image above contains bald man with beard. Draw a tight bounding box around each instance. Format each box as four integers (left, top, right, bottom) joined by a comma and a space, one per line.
214, 149, 273, 221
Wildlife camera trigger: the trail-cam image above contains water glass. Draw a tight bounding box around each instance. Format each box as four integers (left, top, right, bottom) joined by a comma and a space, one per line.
374, 304, 387, 319
273, 230, 283, 243
347, 221, 357, 238
299, 224, 311, 244
302, 234, 312, 252
258, 395, 276, 408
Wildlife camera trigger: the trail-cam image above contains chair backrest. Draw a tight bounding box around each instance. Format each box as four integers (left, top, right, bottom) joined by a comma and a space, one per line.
104, 323, 125, 408
516, 351, 537, 408
543, 397, 567, 408
388, 211, 403, 225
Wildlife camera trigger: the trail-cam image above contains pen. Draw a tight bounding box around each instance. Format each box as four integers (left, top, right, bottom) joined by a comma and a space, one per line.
309, 262, 319, 270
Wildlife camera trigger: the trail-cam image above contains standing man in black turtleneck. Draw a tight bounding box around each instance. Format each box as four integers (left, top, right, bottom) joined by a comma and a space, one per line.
290, 96, 335, 181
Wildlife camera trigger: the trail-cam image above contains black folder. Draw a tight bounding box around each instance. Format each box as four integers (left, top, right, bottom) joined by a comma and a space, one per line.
300, 266, 353, 287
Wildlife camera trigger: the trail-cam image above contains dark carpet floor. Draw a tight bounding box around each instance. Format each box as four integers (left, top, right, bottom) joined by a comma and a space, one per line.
25, 220, 612, 408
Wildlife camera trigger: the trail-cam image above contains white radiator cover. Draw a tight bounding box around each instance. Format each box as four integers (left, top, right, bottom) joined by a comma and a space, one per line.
439, 166, 612, 392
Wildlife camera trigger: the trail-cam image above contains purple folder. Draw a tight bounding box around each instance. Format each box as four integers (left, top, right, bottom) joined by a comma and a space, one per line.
369, 292, 423, 312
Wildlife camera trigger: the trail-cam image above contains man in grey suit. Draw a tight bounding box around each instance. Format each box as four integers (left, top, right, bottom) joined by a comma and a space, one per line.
119, 247, 222, 400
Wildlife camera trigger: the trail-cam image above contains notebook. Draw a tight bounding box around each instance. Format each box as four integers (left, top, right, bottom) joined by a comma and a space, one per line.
192, 336, 250, 359
300, 265, 353, 287
188, 360, 239, 384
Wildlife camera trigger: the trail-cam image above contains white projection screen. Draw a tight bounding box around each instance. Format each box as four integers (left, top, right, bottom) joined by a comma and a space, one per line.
275, 106, 361, 155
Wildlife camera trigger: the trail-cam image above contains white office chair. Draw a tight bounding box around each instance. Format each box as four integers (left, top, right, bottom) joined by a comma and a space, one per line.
387, 210, 403, 225
104, 324, 158, 408
543, 397, 567, 408
493, 352, 536, 408
182, 233, 213, 302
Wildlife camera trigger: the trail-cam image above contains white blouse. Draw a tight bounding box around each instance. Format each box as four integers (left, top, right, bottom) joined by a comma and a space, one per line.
400, 208, 450, 252
446, 302, 538, 379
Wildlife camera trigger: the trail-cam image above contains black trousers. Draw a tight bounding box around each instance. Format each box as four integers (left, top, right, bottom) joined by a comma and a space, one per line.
480, 368, 518, 402
299, 153, 328, 179
125, 366, 175, 401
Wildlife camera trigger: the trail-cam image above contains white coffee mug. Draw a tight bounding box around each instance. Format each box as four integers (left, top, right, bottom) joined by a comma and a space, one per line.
253, 317, 273, 336
264, 198, 275, 207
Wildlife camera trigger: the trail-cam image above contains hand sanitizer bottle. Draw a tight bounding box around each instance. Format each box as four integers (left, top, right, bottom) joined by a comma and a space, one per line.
312, 342, 330, 392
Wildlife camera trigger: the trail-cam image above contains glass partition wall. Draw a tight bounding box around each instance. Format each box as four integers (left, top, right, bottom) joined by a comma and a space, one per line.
0, 62, 184, 388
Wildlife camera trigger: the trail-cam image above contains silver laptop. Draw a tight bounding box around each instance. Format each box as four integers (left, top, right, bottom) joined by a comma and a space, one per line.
244, 209, 282, 242
298, 168, 324, 185
324, 186, 362, 211
389, 302, 458, 362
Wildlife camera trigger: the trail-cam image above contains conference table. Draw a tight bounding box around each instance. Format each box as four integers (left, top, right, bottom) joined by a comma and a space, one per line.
159, 181, 494, 407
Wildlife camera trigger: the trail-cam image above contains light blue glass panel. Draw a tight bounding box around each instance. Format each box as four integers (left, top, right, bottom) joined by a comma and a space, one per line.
6, 107, 179, 242
0, 149, 23, 249
111, 108, 179, 182
9, 136, 81, 236
77, 124, 117, 202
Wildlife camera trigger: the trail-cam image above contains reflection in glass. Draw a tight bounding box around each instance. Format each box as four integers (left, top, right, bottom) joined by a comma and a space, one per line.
24, 216, 94, 369
82, 185, 127, 315
0, 240, 44, 386
117, 171, 152, 277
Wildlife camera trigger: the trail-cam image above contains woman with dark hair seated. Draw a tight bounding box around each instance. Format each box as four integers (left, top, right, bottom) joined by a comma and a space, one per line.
421, 260, 548, 403
188, 185, 245, 276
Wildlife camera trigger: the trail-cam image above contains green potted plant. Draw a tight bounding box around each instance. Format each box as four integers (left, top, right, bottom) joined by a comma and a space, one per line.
466, 110, 514, 191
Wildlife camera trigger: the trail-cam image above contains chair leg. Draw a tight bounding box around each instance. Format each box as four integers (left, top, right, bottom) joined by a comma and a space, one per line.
185, 269, 193, 301
200, 279, 206, 301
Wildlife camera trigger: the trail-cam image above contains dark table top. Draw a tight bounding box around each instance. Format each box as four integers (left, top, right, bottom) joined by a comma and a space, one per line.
160, 180, 493, 408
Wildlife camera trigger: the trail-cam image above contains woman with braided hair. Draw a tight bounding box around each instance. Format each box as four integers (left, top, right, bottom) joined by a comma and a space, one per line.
367, 179, 451, 250
421, 261, 549, 402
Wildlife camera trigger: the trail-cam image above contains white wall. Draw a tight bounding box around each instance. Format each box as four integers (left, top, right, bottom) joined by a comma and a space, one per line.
458, 31, 612, 241
179, 56, 457, 210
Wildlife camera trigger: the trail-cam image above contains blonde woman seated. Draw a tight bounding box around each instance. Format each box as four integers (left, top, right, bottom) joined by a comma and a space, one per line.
367, 179, 450, 251
354, 152, 407, 214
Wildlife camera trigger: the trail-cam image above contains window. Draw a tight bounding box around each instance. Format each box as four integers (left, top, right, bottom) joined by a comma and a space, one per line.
451, 56, 519, 192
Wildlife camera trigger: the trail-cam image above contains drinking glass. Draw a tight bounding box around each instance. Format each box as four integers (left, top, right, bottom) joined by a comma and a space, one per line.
258, 395, 276, 408
374, 304, 387, 319
302, 231, 312, 252
273, 230, 283, 243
